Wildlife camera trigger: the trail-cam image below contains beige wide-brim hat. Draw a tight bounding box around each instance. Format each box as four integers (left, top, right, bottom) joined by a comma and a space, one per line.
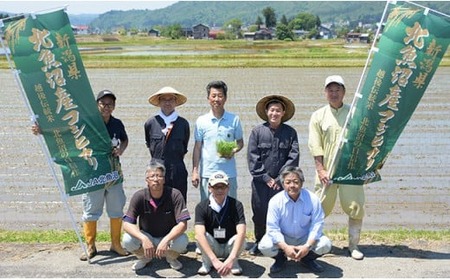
256, 94, 295, 123
148, 86, 187, 107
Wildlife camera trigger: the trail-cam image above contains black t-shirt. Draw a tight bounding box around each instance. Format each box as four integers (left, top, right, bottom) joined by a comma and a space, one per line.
195, 197, 246, 244
123, 187, 190, 238
105, 115, 128, 144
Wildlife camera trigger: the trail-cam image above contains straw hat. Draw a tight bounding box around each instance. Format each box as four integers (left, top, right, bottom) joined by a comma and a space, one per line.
148, 86, 187, 106
256, 95, 295, 123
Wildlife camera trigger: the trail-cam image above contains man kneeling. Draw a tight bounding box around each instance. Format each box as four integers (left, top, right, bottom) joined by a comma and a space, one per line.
122, 162, 190, 271
194, 171, 247, 276
259, 166, 332, 274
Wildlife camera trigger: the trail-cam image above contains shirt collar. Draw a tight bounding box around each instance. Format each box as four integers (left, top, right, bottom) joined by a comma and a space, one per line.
328, 104, 347, 115
208, 110, 227, 121
282, 189, 305, 203
209, 195, 228, 213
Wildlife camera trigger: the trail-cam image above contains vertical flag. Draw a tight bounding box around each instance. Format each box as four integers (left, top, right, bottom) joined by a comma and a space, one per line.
331, 1, 450, 185
1, 9, 123, 196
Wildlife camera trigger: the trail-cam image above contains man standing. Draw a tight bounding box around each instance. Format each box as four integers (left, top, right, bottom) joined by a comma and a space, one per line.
247, 94, 299, 256
82, 90, 129, 261
32, 89, 130, 261
145, 86, 190, 202
308, 75, 365, 260
194, 171, 246, 276
192, 80, 244, 200
122, 162, 190, 271
258, 166, 332, 274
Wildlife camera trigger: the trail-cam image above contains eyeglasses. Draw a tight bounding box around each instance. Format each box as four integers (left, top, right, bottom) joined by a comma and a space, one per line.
98, 102, 115, 108
146, 174, 164, 180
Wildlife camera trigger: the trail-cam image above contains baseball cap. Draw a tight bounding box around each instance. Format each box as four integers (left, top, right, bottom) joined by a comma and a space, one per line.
324, 75, 345, 88
208, 171, 229, 186
96, 89, 116, 101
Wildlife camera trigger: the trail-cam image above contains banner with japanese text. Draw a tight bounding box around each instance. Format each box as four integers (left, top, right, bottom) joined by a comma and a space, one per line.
2, 9, 123, 196
331, 2, 450, 185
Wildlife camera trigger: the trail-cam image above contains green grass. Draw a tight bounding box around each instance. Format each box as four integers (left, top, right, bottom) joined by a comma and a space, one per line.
1, 228, 448, 244
3, 35, 449, 68
2, 36, 449, 68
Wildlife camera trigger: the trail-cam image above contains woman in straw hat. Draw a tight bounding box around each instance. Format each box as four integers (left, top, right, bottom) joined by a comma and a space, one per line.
145, 86, 190, 202
246, 95, 300, 256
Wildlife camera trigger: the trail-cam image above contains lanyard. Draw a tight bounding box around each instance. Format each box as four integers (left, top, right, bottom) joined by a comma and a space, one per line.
213, 200, 229, 229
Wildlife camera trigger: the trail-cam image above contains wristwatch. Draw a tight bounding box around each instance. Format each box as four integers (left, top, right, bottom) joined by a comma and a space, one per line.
306, 244, 313, 251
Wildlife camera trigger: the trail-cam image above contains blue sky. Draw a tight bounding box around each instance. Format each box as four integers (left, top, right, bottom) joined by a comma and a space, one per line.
1, 0, 177, 15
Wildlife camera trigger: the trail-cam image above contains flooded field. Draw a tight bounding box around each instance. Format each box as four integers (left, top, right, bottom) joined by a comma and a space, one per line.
0, 67, 449, 232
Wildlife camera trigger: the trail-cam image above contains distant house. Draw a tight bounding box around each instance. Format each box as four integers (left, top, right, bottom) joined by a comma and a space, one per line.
209, 29, 225, 39
72, 25, 89, 35
244, 32, 256, 41
319, 25, 333, 39
346, 32, 370, 43
193, 24, 209, 39
359, 33, 370, 43
254, 29, 272, 40
346, 32, 361, 43
148, 29, 160, 37
181, 27, 193, 38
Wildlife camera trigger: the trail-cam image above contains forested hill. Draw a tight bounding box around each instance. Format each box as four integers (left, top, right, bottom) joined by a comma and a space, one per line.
87, 1, 450, 31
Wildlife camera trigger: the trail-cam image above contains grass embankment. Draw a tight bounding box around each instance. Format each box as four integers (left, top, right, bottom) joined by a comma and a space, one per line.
1, 228, 449, 244
2, 35, 449, 68
0, 36, 386, 69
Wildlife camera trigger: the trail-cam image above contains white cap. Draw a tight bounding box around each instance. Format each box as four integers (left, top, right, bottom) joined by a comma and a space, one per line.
208, 171, 229, 186
324, 75, 345, 88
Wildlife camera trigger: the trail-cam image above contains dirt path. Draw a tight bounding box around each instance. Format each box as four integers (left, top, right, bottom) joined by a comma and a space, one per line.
1, 239, 449, 278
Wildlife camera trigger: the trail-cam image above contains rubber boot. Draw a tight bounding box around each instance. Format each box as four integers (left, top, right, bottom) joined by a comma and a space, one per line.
109, 218, 129, 256
131, 247, 151, 271
348, 218, 364, 260
79, 221, 97, 261
165, 250, 183, 270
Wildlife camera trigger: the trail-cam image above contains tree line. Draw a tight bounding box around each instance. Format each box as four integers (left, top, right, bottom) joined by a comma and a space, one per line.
150, 7, 356, 41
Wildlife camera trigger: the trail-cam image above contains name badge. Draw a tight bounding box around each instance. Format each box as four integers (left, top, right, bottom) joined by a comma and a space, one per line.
213, 228, 226, 239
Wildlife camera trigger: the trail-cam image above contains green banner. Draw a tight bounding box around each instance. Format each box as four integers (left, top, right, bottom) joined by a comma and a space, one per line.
2, 9, 123, 196
332, 2, 450, 185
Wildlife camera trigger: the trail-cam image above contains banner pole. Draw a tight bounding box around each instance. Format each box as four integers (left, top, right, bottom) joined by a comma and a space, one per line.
404, 0, 450, 18
0, 21, 90, 263
320, 0, 393, 200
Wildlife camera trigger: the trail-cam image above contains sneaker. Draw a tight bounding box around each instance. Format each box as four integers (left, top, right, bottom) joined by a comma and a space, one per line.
132, 259, 151, 271
180, 248, 188, 254
167, 258, 183, 270
231, 261, 243, 275
248, 243, 262, 256
349, 246, 364, 260
195, 247, 202, 255
197, 264, 211, 275
300, 259, 324, 273
270, 253, 287, 274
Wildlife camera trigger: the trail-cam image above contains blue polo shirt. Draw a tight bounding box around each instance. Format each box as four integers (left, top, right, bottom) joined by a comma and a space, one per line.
194, 110, 243, 178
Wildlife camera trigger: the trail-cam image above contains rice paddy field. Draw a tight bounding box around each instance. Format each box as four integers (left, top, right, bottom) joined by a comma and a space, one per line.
0, 66, 449, 233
